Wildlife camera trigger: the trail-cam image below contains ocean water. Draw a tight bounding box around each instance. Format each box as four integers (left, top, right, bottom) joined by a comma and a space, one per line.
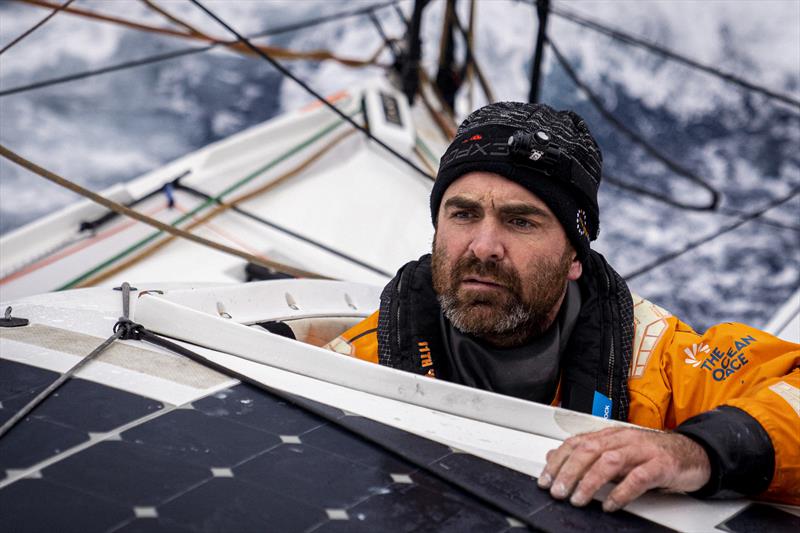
0, 0, 798, 332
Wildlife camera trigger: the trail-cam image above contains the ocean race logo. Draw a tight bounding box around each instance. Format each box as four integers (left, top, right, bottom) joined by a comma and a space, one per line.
683, 335, 756, 382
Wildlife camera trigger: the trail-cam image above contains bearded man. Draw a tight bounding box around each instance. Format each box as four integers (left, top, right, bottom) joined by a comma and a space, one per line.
325, 102, 799, 510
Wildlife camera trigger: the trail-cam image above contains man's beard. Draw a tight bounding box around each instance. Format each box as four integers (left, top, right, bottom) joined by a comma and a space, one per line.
431, 242, 573, 347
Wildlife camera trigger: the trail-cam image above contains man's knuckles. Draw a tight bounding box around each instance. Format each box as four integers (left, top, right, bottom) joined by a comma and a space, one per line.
598, 449, 624, 467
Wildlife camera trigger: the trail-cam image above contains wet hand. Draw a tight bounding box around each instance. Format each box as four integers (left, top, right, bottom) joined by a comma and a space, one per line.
537, 427, 711, 512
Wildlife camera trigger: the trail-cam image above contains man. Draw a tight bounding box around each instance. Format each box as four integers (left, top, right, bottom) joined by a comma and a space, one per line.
325, 102, 799, 510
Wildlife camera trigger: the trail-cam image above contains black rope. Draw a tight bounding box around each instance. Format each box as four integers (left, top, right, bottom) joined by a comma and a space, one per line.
79, 170, 190, 233
548, 37, 721, 211
537, 0, 800, 111
0, 1, 400, 98
604, 174, 800, 232
0, 0, 75, 56
717, 206, 800, 233
602, 173, 708, 211
0, 45, 211, 97
624, 186, 800, 281
0, 328, 123, 439
172, 182, 392, 277
247, 0, 401, 39
188, 0, 433, 182
368, 9, 401, 62
446, 4, 493, 103
0, 282, 134, 439
125, 324, 540, 531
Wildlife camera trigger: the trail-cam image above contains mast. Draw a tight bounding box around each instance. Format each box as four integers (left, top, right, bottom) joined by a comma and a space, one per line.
528, 0, 550, 103
401, 0, 429, 104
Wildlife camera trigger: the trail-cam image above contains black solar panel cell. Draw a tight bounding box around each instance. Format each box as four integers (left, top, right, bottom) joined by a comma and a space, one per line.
0, 417, 89, 477
0, 478, 133, 533
311, 482, 513, 533
234, 440, 396, 509
111, 517, 195, 533
120, 408, 282, 468
28, 378, 163, 433
192, 384, 326, 435
156, 477, 326, 532
0, 359, 58, 403
43, 440, 213, 507
300, 422, 420, 475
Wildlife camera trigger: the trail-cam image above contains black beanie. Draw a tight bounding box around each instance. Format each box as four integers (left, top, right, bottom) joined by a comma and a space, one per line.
431, 102, 602, 261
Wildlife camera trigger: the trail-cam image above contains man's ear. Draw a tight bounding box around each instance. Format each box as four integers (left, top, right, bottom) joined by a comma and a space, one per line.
567, 254, 583, 281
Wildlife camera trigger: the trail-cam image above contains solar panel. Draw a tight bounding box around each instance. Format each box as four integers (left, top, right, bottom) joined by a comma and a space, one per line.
3, 360, 796, 532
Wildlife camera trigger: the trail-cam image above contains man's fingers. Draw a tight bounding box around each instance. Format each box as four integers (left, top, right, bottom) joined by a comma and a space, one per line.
548, 436, 607, 499
539, 428, 632, 497
537, 429, 712, 511
603, 462, 665, 512
538, 441, 574, 489
568, 449, 631, 507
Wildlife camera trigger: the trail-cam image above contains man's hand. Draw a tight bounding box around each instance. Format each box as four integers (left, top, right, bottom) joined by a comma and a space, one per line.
537, 427, 711, 512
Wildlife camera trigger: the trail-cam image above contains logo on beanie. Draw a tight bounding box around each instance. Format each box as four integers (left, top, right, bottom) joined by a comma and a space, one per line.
529, 149, 544, 161
576, 209, 589, 240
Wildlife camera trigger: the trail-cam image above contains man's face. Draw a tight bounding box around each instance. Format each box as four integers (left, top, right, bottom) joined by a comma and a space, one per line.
431, 171, 583, 347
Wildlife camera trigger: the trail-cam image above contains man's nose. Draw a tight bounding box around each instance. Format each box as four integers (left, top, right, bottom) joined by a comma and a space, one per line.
467, 221, 505, 262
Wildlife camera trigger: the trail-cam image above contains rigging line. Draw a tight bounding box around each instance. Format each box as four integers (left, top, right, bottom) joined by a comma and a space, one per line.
63, 119, 358, 289
717, 207, 800, 233
623, 186, 800, 282
417, 69, 458, 139
390, 3, 458, 132
18, 0, 195, 39
0, 0, 74, 56
246, 0, 402, 40
392, 0, 495, 105
187, 0, 434, 182
19, 0, 383, 69
0, 283, 131, 439
548, 37, 721, 211
0, 203, 167, 286
172, 183, 393, 277
604, 174, 800, 232
1, 1, 400, 98
368, 9, 402, 61
80, 170, 191, 233
539, 1, 800, 111
602, 173, 707, 211
139, 0, 206, 38
0, 144, 328, 280
0, 331, 124, 438
465, 0, 477, 111
123, 324, 545, 532
0, 45, 213, 98
449, 3, 496, 104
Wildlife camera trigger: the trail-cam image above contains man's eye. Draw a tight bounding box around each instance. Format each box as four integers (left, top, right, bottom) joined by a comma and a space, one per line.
509, 218, 534, 228
452, 210, 475, 219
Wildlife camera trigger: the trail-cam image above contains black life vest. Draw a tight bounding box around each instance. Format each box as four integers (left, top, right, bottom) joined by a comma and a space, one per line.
375, 251, 634, 421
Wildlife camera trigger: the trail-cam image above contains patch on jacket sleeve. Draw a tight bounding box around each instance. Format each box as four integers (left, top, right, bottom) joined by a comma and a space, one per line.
630, 293, 673, 379
324, 336, 355, 356
768, 381, 800, 417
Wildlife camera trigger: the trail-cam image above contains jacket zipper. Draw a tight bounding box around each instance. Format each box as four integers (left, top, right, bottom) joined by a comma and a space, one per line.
604, 266, 615, 407
395, 274, 403, 353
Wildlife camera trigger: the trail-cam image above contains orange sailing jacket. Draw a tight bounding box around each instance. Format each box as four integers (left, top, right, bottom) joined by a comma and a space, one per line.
327, 294, 800, 504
